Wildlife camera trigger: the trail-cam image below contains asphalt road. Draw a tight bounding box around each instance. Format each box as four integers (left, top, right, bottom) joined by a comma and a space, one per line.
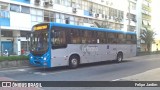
0, 54, 160, 90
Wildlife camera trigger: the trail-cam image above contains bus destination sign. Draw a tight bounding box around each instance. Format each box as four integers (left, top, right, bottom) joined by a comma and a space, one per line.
34, 25, 48, 31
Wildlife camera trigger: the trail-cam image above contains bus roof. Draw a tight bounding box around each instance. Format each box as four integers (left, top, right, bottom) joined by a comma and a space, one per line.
48, 22, 136, 35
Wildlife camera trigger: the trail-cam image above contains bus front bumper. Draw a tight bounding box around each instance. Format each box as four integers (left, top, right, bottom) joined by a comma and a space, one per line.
29, 56, 50, 67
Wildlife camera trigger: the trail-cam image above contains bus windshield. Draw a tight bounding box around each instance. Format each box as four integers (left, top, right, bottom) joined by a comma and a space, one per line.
30, 30, 48, 56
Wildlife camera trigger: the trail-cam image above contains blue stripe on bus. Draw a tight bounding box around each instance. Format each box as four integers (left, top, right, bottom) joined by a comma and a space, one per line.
50, 22, 136, 35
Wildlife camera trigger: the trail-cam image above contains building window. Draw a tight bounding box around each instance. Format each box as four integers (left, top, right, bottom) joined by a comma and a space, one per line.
10, 4, 20, 12
60, 13, 65, 23
0, 2, 9, 10
50, 12, 54, 22
21, 6, 30, 14
70, 0, 81, 8
105, 6, 109, 18
82, 0, 88, 10
98, 5, 103, 14
130, 2, 136, 10
77, 17, 83, 25
54, 0, 61, 4
44, 10, 55, 22
54, 13, 60, 23
20, 31, 30, 37
44, 10, 49, 22
31, 8, 43, 26
21, 41, 28, 51
69, 15, 75, 25
83, 18, 88, 23
109, 8, 114, 19
1, 30, 13, 37
0, 2, 9, 18
61, 0, 71, 7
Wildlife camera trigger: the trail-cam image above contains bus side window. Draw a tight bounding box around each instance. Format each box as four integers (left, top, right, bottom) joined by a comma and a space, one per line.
81, 31, 87, 44
126, 34, 132, 44
117, 33, 126, 44
97, 32, 106, 44
70, 29, 81, 44
108, 33, 117, 44
51, 27, 67, 49
131, 35, 137, 44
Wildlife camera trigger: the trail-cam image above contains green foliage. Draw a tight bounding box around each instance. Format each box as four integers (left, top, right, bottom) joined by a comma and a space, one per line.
0, 55, 29, 61
141, 27, 155, 51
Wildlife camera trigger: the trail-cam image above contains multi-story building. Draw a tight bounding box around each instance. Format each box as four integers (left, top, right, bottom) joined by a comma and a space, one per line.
136, 0, 152, 51
0, 0, 142, 55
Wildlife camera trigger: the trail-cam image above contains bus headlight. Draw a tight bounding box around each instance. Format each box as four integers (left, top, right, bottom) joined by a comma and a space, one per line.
30, 56, 33, 59
43, 57, 47, 60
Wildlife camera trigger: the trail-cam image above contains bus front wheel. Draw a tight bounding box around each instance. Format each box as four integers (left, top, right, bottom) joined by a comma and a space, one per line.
69, 55, 79, 69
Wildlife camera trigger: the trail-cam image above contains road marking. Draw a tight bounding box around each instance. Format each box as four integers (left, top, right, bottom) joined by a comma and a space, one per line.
0, 67, 34, 73
34, 72, 41, 74
41, 73, 47, 75
111, 79, 121, 81
17, 69, 26, 72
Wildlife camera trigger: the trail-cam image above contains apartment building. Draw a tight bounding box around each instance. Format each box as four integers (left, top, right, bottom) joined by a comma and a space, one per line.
136, 0, 152, 51
0, 0, 139, 55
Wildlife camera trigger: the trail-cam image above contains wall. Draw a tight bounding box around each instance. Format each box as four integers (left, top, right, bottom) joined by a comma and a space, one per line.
10, 12, 31, 30
0, 18, 10, 26
152, 40, 160, 51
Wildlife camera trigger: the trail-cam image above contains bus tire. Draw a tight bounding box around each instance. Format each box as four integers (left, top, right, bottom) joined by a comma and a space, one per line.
69, 55, 80, 69
116, 53, 123, 63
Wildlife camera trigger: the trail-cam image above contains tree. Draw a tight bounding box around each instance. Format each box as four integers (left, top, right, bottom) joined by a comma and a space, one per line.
140, 27, 155, 51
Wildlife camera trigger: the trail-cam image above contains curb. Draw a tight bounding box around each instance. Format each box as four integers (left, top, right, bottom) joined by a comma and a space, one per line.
0, 60, 30, 69
0, 66, 32, 71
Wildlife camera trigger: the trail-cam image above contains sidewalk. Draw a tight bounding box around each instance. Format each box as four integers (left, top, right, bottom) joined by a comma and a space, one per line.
119, 68, 160, 81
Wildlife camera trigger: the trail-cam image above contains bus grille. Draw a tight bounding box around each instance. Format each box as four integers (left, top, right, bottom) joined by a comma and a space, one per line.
34, 61, 41, 64
34, 57, 41, 61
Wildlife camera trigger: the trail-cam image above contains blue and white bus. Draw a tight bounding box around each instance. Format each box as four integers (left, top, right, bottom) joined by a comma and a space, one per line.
29, 22, 137, 68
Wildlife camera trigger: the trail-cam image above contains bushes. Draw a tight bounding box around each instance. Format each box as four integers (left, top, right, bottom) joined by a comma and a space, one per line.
0, 55, 29, 61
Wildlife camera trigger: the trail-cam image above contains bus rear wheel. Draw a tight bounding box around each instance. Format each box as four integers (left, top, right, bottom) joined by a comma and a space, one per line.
69, 55, 79, 69
116, 53, 123, 63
